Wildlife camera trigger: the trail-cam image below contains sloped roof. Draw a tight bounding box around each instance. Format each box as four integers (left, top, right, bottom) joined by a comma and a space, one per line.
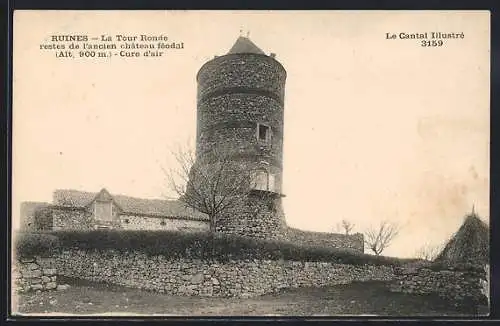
52, 189, 209, 221
434, 213, 489, 266
228, 36, 266, 55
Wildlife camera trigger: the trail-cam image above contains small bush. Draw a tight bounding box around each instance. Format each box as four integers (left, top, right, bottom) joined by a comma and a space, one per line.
14, 231, 59, 258
46, 229, 411, 266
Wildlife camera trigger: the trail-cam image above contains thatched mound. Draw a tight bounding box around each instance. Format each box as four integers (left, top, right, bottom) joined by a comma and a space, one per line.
434, 213, 489, 267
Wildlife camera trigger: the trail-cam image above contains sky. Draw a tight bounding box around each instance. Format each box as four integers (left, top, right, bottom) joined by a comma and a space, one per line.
13, 10, 490, 257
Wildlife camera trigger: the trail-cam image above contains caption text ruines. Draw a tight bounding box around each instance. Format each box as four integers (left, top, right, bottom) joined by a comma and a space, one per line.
40, 34, 185, 59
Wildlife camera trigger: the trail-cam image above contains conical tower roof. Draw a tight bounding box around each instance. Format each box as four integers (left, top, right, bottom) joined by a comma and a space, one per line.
228, 36, 265, 55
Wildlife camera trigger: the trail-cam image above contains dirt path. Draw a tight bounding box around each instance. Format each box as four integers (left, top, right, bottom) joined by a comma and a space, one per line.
13, 280, 486, 316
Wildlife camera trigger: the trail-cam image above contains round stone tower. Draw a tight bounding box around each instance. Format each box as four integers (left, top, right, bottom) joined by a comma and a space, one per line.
195, 36, 287, 240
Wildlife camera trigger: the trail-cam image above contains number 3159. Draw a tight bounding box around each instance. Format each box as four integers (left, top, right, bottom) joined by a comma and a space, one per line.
421, 40, 444, 47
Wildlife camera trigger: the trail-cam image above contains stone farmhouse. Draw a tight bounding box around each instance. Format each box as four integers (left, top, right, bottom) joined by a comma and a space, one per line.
21, 188, 209, 232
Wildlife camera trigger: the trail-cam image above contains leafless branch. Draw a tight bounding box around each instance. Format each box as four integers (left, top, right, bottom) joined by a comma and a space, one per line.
335, 219, 355, 235
364, 220, 401, 255
163, 144, 254, 232
414, 242, 445, 261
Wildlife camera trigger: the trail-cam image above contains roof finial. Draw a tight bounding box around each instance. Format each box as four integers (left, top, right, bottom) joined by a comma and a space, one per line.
239, 28, 244, 37
246, 30, 251, 38
472, 203, 476, 215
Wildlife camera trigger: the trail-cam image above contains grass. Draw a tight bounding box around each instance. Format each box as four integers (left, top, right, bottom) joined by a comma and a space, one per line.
13, 277, 488, 316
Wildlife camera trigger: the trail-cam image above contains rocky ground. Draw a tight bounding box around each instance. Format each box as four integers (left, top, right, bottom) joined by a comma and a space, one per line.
12, 278, 488, 317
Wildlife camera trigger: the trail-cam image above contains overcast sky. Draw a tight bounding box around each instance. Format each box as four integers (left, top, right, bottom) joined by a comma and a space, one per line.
13, 10, 490, 257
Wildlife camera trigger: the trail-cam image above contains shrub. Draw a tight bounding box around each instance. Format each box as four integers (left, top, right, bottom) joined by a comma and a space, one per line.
14, 231, 59, 258
47, 229, 411, 266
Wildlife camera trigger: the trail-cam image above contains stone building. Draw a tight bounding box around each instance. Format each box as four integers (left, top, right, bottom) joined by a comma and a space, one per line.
193, 36, 288, 240
20, 188, 209, 232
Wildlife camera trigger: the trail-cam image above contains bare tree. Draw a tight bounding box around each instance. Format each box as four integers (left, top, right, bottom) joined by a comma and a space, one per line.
415, 242, 444, 261
162, 145, 255, 232
364, 220, 401, 256
336, 219, 355, 235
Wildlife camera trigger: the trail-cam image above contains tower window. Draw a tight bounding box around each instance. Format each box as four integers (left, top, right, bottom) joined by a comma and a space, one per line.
257, 124, 271, 143
252, 170, 269, 191
251, 169, 276, 192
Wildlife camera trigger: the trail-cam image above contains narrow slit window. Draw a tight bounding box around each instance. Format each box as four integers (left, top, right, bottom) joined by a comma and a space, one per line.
258, 124, 270, 142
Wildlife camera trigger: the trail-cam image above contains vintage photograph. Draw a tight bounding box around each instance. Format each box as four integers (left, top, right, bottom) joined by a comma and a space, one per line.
11, 10, 490, 316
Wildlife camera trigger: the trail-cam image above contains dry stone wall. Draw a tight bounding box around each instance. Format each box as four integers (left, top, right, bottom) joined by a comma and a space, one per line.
13, 257, 58, 293
54, 248, 395, 298
389, 266, 488, 307
287, 228, 364, 253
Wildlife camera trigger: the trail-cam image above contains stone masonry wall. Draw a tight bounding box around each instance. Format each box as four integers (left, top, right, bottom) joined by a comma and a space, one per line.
197, 93, 284, 170
20, 202, 51, 231
287, 228, 364, 253
198, 94, 284, 134
51, 206, 94, 230
195, 53, 287, 240
389, 266, 488, 307
54, 248, 395, 298
197, 54, 286, 101
119, 214, 210, 232
36, 206, 210, 232
13, 257, 58, 293
215, 193, 287, 240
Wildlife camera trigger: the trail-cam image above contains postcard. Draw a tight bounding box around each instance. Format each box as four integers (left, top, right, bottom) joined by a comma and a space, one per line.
11, 10, 490, 317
